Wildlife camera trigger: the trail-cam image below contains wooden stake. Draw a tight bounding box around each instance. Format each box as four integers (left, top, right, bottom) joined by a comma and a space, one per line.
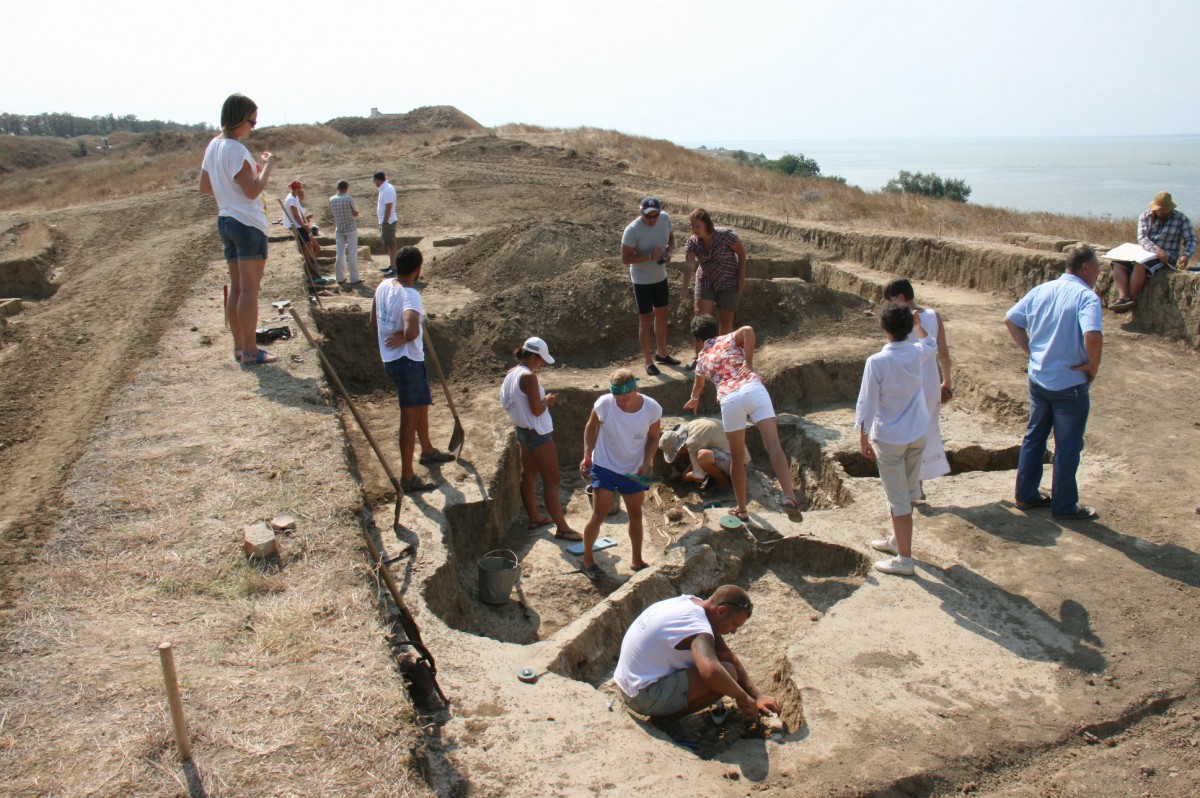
158, 642, 192, 762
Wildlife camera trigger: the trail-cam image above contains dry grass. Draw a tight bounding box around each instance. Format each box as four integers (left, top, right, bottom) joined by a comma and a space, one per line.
493, 124, 1138, 246
0, 218, 54, 261
0, 270, 433, 797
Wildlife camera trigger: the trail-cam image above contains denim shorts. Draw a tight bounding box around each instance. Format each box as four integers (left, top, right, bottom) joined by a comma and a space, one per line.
384, 357, 432, 408
621, 668, 690, 717
516, 427, 553, 451
218, 216, 268, 261
591, 463, 647, 495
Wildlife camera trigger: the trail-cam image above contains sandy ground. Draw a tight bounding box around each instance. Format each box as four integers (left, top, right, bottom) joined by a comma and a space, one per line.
1, 131, 1199, 797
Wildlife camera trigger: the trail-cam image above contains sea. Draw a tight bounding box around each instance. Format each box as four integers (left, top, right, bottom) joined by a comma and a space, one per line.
687, 136, 1200, 220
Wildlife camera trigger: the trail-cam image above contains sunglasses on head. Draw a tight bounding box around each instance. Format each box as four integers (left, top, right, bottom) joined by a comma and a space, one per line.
720, 600, 753, 618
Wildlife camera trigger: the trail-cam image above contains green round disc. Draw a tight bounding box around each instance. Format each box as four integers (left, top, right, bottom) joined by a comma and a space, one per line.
719, 514, 743, 530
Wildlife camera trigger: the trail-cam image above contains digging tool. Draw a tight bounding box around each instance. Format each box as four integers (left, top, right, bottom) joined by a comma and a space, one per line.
360, 503, 448, 706
421, 327, 465, 458
289, 309, 405, 524
276, 198, 324, 304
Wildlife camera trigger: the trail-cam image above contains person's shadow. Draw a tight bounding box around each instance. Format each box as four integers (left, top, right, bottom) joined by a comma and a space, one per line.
916, 562, 1105, 672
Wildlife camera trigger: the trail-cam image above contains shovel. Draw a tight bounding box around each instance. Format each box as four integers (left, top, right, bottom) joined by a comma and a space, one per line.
421, 327, 465, 459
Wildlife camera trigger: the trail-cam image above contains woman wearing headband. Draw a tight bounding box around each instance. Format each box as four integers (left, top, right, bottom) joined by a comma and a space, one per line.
499, 337, 581, 540
685, 314, 802, 524
578, 369, 663, 580
199, 93, 277, 364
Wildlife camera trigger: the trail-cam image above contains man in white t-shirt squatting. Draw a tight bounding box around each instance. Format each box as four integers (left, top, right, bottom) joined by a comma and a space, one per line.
614, 585, 780, 721
370, 246, 455, 491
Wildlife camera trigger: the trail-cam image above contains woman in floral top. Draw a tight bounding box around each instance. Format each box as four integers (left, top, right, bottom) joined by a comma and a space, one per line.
683, 208, 747, 370
683, 314, 802, 523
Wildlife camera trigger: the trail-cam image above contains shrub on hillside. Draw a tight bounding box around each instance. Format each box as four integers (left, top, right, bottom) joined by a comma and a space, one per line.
730, 149, 845, 183
884, 170, 972, 203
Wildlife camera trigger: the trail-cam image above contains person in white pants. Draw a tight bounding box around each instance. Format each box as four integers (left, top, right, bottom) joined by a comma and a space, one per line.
328, 180, 361, 284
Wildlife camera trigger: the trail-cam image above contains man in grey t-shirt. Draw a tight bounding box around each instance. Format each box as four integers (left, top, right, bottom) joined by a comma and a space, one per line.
621, 197, 678, 376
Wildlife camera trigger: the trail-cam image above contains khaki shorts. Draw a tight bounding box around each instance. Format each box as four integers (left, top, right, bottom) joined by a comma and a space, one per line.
873, 436, 926, 516
621, 668, 690, 717
380, 221, 397, 249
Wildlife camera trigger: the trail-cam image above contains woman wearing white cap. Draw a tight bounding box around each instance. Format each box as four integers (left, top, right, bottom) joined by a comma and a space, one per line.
500, 337, 582, 540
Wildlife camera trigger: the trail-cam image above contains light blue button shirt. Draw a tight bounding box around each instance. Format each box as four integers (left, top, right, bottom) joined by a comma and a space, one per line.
1005, 274, 1103, 391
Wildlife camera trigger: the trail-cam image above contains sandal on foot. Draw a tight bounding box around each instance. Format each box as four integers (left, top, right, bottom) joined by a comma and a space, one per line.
419, 449, 455, 464
582, 564, 605, 581
780, 496, 804, 523
240, 349, 279, 364
732, 509, 751, 523
400, 476, 438, 492
527, 518, 553, 530
553, 529, 583, 541
630, 562, 650, 572
233, 348, 243, 362
1015, 493, 1052, 510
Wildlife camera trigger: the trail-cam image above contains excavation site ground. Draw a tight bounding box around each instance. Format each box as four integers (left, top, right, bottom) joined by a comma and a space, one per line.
1, 127, 1199, 798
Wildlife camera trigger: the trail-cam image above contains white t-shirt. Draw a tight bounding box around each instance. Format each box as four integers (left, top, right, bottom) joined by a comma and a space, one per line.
591, 392, 662, 475
374, 280, 424, 363
614, 595, 712, 697
500, 365, 553, 434
621, 213, 672, 285
377, 180, 398, 224
200, 136, 268, 235
283, 193, 307, 229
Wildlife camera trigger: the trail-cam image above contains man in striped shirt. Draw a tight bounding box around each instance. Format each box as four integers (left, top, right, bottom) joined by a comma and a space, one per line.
328, 180, 361, 284
1110, 191, 1195, 312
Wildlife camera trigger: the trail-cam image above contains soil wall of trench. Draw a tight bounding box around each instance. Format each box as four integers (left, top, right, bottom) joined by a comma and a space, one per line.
723, 213, 1200, 348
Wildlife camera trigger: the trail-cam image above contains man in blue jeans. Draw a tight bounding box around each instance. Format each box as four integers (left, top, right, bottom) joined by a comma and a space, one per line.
1004, 246, 1104, 520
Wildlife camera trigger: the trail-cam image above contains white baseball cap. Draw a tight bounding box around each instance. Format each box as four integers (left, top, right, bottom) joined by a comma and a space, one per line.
523, 336, 554, 364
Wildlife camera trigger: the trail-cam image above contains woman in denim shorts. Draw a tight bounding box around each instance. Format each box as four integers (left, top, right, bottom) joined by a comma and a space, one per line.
499, 337, 581, 540
199, 93, 277, 364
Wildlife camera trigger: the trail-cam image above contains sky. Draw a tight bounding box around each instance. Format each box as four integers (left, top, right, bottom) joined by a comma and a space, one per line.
5, 0, 1199, 143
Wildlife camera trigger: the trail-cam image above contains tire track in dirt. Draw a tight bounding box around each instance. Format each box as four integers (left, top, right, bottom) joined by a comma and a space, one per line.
0, 186, 216, 619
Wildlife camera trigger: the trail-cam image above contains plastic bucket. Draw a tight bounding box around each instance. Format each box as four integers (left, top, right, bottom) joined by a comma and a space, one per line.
585, 484, 622, 515
477, 549, 520, 605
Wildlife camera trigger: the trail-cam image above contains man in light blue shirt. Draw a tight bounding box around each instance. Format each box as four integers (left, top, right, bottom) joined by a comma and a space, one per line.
1004, 246, 1103, 520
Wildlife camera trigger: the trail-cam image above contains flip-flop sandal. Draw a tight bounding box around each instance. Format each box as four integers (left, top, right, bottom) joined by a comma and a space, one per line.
630, 562, 650, 572
733, 509, 751, 522
240, 349, 279, 365
582, 564, 605, 581
420, 450, 455, 464
553, 529, 584, 541
527, 518, 553, 530
233, 348, 243, 362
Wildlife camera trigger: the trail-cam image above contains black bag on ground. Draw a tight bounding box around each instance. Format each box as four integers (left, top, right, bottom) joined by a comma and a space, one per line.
255, 326, 292, 345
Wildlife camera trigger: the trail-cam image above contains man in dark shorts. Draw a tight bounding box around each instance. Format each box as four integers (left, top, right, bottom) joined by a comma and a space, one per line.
621, 197, 679, 376
374, 171, 399, 277
371, 246, 454, 490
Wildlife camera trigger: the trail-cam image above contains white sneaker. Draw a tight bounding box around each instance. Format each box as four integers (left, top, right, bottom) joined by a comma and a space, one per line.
875, 556, 915, 576
870, 535, 898, 555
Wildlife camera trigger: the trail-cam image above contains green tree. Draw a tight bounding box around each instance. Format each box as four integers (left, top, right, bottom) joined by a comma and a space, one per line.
884, 170, 971, 203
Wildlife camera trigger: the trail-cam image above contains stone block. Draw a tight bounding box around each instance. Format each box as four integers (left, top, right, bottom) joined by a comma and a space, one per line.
242, 522, 278, 559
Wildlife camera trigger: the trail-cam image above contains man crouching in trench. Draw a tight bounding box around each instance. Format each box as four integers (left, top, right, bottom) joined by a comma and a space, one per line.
613, 585, 779, 721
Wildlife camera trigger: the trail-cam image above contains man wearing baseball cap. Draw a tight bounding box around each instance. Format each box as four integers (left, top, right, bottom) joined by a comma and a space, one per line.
621, 196, 679, 376
1110, 191, 1195, 313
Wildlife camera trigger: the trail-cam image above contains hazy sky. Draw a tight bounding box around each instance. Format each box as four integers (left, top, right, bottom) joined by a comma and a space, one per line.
5, 0, 1198, 143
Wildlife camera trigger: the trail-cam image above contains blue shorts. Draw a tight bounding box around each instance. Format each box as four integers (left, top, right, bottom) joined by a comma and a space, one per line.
516, 427, 553, 451
384, 357, 432, 408
218, 215, 268, 261
591, 463, 647, 496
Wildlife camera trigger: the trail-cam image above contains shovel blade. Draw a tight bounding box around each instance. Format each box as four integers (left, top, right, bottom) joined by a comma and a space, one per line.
448, 421, 465, 459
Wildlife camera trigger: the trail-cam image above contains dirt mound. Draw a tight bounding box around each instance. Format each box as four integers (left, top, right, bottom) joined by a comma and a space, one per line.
326, 105, 483, 137
0, 136, 78, 174
252, 123, 350, 151
432, 220, 618, 295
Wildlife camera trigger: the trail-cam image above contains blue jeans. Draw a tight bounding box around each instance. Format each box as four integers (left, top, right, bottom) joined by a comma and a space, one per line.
1016, 379, 1090, 515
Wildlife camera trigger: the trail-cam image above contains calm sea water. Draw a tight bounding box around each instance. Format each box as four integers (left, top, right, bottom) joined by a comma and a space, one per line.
689, 136, 1200, 220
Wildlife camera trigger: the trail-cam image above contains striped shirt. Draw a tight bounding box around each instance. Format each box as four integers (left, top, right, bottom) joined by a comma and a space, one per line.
329, 193, 358, 232
685, 227, 742, 291
1137, 209, 1196, 261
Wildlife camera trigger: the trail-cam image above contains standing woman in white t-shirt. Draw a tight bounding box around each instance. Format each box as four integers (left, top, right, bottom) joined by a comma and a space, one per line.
199, 93, 278, 364
499, 337, 581, 540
